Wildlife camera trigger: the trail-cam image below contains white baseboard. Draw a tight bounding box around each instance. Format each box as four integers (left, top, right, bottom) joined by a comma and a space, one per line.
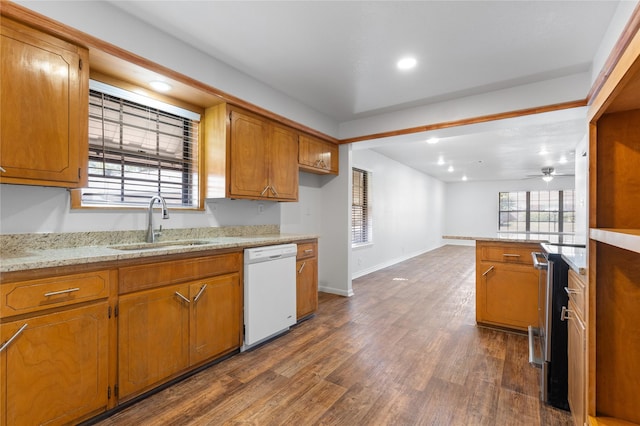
351, 245, 444, 280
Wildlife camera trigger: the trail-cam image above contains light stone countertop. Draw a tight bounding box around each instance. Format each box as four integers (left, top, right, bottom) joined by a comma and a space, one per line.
0, 226, 318, 273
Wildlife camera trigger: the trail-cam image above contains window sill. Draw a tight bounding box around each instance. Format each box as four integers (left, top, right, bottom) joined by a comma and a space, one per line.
352, 242, 373, 249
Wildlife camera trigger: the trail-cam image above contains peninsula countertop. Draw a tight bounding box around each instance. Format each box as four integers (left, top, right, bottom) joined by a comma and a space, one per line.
0, 226, 318, 274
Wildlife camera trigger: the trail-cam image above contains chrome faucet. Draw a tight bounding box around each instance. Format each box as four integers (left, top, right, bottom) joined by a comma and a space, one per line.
146, 195, 170, 243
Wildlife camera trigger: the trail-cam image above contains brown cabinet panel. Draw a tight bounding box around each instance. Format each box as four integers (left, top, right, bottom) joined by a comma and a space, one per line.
229, 110, 270, 198
296, 242, 317, 260
119, 252, 241, 294
0, 17, 88, 187
0, 302, 109, 426
296, 258, 318, 320
479, 243, 540, 265
189, 273, 241, 365
299, 134, 338, 175
1, 270, 110, 318
118, 284, 190, 400
567, 300, 586, 426
268, 123, 299, 200
477, 261, 538, 330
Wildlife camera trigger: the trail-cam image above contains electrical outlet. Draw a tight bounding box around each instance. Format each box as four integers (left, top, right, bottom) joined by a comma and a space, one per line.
258, 203, 264, 214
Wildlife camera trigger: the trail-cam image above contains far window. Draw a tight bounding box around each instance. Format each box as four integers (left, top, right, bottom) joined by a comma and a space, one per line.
78, 80, 201, 209
352, 168, 371, 245
499, 190, 575, 233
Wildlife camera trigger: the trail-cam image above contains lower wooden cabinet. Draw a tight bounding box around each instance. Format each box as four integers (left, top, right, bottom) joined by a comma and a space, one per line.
296, 240, 319, 320
475, 241, 540, 331
189, 274, 241, 366
118, 283, 191, 399
0, 302, 110, 426
118, 272, 241, 400
567, 299, 586, 426
567, 269, 588, 426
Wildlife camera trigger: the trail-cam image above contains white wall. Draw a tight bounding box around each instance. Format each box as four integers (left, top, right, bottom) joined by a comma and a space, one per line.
0, 184, 281, 234
351, 149, 446, 279
443, 176, 575, 246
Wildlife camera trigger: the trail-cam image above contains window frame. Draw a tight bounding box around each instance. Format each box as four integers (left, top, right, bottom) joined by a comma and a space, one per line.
498, 189, 575, 234
71, 79, 204, 211
352, 167, 372, 246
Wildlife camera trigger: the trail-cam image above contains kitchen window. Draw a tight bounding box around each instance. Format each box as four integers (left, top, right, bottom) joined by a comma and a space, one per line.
498, 190, 575, 233
352, 167, 371, 245
76, 80, 201, 209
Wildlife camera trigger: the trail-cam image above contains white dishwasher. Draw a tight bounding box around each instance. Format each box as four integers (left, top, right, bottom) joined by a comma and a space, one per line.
242, 243, 297, 351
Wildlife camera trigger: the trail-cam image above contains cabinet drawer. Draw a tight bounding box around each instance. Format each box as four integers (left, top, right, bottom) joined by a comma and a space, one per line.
119, 252, 241, 294
567, 269, 586, 320
297, 242, 317, 260
1, 270, 110, 318
479, 243, 540, 265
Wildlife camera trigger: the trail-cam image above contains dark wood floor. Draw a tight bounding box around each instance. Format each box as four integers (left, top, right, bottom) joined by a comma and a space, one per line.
95, 245, 572, 425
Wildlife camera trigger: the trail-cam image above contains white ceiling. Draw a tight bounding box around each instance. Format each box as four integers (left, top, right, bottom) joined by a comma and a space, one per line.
106, 1, 621, 182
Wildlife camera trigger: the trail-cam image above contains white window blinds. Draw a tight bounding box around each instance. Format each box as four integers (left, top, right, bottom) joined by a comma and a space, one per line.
352, 167, 370, 244
82, 80, 200, 208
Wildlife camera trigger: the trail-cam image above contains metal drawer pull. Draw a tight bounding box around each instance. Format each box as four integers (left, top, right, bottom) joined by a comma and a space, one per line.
561, 306, 573, 321
564, 287, 580, 295
304, 249, 313, 253
482, 266, 495, 276
298, 261, 306, 274
44, 287, 80, 297
503, 253, 521, 257
0, 323, 28, 353
193, 284, 207, 303
175, 291, 190, 304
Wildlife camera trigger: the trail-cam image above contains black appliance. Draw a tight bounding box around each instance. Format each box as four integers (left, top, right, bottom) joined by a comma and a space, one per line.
529, 247, 572, 411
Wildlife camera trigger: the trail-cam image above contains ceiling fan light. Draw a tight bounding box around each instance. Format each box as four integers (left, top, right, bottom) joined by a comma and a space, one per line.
542, 175, 554, 182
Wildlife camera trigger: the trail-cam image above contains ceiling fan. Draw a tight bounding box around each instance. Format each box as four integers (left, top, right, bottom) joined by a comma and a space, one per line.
526, 167, 574, 182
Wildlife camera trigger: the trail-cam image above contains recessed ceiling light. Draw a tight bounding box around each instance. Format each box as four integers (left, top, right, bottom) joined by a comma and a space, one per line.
447, 165, 454, 172
538, 147, 549, 155
437, 156, 445, 165
426, 137, 439, 144
559, 155, 568, 164
149, 81, 172, 92
462, 175, 468, 181
397, 57, 417, 70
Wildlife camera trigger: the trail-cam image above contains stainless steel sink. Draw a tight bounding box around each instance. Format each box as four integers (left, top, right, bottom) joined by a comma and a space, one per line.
108, 240, 210, 251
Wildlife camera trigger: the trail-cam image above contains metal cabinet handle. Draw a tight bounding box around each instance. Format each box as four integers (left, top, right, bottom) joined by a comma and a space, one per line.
0, 323, 28, 353
561, 306, 573, 321
531, 252, 548, 270
503, 253, 521, 258
482, 266, 495, 276
304, 249, 313, 254
260, 186, 270, 196
44, 287, 80, 297
193, 284, 207, 303
270, 186, 279, 196
0, 166, 6, 173
298, 261, 306, 274
175, 291, 190, 304
564, 287, 580, 295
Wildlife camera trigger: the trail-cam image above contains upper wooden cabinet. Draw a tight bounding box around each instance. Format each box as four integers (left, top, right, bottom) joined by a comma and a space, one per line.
299, 134, 339, 175
205, 104, 299, 201
0, 17, 89, 187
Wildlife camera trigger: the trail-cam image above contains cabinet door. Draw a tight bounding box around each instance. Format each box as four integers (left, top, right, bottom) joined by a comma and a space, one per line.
269, 124, 299, 200
228, 110, 270, 198
118, 284, 190, 400
477, 261, 539, 330
567, 302, 586, 426
0, 18, 88, 187
0, 302, 109, 426
296, 258, 318, 320
189, 273, 241, 366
